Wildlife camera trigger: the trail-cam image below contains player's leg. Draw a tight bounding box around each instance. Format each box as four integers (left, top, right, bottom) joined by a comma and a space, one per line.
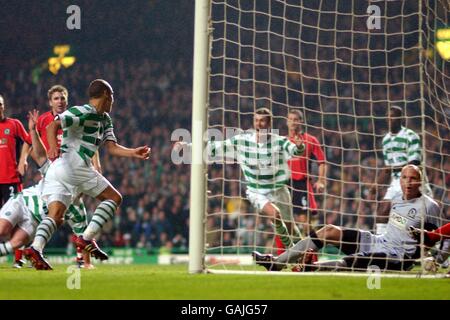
25, 198, 68, 270
308, 252, 390, 272
274, 186, 301, 243
74, 182, 122, 260
83, 185, 122, 240
0, 184, 26, 268
261, 201, 292, 248
0, 220, 14, 257
4, 227, 30, 256
253, 224, 344, 270
13, 248, 25, 268
246, 189, 292, 250
66, 199, 96, 269
277, 224, 343, 264
33, 200, 67, 250
0, 228, 30, 267
0, 219, 14, 238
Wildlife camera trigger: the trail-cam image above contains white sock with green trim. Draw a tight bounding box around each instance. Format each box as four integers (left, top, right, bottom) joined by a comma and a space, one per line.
83, 200, 118, 240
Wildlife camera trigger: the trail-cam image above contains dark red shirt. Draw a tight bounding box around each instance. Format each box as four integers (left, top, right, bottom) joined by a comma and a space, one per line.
37, 111, 63, 153
0, 118, 32, 184
288, 132, 325, 181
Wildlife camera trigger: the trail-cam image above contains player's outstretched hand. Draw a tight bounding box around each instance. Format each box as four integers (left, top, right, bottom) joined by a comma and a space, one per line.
134, 146, 151, 160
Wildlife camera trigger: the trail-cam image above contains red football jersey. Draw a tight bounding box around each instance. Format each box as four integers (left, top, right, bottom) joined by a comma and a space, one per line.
288, 132, 325, 181
0, 118, 32, 184
36, 111, 63, 152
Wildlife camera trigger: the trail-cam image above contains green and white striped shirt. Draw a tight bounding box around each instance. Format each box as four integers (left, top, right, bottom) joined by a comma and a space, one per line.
18, 182, 87, 229
60, 104, 117, 163
208, 131, 304, 193
382, 126, 421, 167
20, 184, 47, 223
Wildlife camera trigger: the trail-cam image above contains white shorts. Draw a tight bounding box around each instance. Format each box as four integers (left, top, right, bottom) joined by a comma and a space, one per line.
358, 230, 399, 257
384, 173, 433, 200
0, 195, 38, 238
42, 152, 112, 208
246, 186, 294, 221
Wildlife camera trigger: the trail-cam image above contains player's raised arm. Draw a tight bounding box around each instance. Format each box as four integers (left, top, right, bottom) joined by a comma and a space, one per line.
46, 118, 61, 159
27, 110, 47, 167
104, 140, 151, 159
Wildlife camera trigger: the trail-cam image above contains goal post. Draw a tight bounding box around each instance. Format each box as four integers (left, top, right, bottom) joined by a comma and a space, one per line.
189, 0, 211, 274
190, 0, 450, 275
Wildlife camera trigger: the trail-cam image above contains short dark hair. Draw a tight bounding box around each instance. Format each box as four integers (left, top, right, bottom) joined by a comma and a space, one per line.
88, 79, 113, 99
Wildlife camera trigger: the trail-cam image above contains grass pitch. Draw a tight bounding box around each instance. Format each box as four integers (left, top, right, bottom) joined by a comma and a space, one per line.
0, 264, 448, 300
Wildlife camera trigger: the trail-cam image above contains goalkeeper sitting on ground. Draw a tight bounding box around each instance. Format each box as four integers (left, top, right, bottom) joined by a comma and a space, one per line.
253, 164, 444, 272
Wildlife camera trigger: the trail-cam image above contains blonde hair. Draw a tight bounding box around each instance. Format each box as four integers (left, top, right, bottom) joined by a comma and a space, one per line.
47, 85, 68, 100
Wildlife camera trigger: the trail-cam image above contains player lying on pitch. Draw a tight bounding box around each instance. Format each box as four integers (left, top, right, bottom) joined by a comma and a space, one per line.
253, 165, 444, 272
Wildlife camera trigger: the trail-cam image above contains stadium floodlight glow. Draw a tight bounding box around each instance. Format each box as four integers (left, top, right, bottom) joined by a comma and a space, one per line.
436, 27, 450, 60
48, 45, 76, 75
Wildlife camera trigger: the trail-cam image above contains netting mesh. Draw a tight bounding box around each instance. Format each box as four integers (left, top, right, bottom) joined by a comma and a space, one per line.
204, 0, 449, 273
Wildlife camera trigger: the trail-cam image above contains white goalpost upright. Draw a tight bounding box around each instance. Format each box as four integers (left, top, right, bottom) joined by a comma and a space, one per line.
189, 0, 211, 274
190, 0, 450, 275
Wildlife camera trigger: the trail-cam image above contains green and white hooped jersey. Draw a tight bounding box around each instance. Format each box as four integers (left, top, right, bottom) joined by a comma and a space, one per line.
60, 104, 117, 163
17, 161, 88, 233
382, 126, 421, 169
208, 131, 304, 194
20, 183, 47, 223
19, 182, 87, 232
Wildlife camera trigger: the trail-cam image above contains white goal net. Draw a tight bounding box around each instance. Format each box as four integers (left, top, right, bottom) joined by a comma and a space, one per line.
191, 0, 450, 275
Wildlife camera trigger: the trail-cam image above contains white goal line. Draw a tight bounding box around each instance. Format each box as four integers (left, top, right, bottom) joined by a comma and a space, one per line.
207, 269, 448, 279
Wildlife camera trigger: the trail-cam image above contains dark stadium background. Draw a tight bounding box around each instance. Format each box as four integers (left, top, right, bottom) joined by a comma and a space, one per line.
0, 1, 448, 255
0, 1, 194, 252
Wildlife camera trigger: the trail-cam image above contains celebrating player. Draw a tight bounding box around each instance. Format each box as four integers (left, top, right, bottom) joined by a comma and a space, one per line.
24, 79, 150, 270
253, 164, 443, 272
178, 107, 305, 250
